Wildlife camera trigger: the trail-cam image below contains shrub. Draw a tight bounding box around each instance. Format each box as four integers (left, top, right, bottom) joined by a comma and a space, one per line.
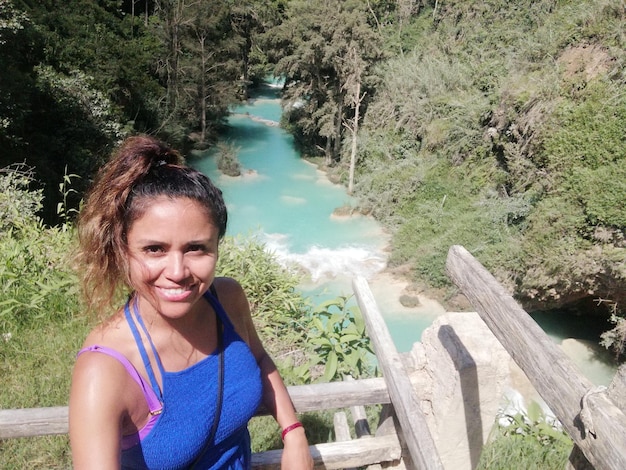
216, 141, 242, 176
478, 401, 572, 470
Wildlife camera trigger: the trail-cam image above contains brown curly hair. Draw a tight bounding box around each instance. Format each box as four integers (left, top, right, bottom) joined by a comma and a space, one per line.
76, 135, 227, 318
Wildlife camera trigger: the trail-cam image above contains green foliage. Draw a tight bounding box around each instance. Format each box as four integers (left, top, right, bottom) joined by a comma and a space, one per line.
572, 161, 626, 228
541, 80, 626, 174
0, 164, 43, 231
477, 402, 572, 470
601, 310, 626, 359
0, 167, 80, 330
351, 0, 626, 331
56, 168, 81, 227
500, 401, 572, 447
3, 0, 270, 220
0, 167, 86, 467
216, 141, 242, 177
304, 296, 376, 383
269, 0, 384, 162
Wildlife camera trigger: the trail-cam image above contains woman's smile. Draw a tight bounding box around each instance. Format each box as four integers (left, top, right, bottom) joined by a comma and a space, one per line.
156, 285, 194, 301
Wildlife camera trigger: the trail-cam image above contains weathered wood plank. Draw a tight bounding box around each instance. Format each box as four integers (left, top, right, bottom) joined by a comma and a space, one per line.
607, 364, 626, 411
0, 379, 390, 439
279, 377, 390, 414
251, 434, 402, 469
334, 411, 352, 441
353, 276, 444, 470
446, 244, 626, 470
345, 375, 372, 438
567, 364, 626, 469
0, 406, 69, 439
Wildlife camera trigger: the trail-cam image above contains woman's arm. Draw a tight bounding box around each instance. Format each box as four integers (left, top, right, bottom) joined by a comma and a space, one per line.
214, 278, 313, 469
256, 353, 313, 469
69, 352, 128, 470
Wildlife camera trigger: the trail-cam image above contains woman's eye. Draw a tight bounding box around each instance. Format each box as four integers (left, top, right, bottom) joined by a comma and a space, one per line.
143, 245, 163, 254
187, 244, 206, 253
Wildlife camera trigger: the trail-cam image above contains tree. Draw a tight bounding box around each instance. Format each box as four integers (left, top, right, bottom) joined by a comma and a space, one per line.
343, 44, 367, 194
180, 0, 239, 144
269, 0, 382, 165
4, 0, 165, 220
228, 0, 286, 96
152, 0, 273, 144
0, 0, 35, 155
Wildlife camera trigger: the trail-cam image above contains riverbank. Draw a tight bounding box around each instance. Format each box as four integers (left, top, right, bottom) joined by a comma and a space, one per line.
303, 152, 618, 387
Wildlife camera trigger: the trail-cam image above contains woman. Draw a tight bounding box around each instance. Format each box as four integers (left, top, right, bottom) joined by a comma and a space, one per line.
69, 135, 313, 469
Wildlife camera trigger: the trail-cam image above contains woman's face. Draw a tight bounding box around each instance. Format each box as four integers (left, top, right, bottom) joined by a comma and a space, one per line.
126, 196, 219, 321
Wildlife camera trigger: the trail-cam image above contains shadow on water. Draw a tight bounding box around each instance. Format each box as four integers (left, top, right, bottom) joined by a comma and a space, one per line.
222, 120, 275, 149
248, 83, 283, 100
530, 307, 619, 385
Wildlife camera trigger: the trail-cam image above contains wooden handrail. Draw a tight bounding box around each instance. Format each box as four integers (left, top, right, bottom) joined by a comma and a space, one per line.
446, 244, 626, 469
353, 276, 444, 470
252, 434, 402, 469
0, 378, 389, 439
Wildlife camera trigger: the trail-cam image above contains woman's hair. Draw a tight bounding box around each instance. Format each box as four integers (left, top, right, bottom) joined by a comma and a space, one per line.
76, 135, 227, 317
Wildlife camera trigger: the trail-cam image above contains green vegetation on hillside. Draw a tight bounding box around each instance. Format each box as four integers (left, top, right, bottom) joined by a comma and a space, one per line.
1, 1, 624, 466
349, 0, 625, 357
265, 0, 625, 356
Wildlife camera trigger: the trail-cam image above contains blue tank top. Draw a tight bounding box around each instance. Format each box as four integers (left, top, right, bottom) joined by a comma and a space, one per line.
121, 291, 263, 470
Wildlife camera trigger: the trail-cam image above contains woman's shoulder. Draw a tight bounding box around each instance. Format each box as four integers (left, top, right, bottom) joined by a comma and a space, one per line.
211, 277, 252, 340
73, 309, 144, 409
81, 308, 130, 349
78, 308, 143, 374
212, 276, 244, 295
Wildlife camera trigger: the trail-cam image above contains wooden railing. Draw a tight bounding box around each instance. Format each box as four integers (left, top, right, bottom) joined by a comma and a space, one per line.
446, 245, 626, 470
1, 378, 402, 469
2, 245, 626, 469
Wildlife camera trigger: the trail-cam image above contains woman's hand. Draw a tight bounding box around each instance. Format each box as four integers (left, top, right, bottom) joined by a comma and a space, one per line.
281, 426, 313, 470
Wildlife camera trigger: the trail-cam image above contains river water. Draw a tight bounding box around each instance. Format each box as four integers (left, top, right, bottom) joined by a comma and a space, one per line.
193, 83, 616, 386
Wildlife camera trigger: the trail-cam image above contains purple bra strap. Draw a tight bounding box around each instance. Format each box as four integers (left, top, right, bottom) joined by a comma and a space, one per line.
77, 345, 163, 416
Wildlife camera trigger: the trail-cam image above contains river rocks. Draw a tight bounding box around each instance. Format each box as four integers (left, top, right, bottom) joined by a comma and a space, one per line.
399, 294, 421, 308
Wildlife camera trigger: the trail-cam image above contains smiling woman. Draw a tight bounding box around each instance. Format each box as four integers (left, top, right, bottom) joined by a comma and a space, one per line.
69, 135, 313, 470
126, 196, 220, 324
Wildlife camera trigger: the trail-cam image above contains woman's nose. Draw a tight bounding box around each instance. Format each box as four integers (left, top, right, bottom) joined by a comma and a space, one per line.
165, 252, 188, 280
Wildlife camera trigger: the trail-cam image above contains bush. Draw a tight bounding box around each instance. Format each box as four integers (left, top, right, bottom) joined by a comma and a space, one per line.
477, 402, 572, 470
216, 141, 241, 176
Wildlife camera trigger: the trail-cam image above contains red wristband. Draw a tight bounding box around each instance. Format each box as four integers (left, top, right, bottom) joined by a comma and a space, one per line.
281, 421, 303, 440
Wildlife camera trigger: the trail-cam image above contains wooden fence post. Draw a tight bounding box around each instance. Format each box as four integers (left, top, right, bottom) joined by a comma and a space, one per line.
567, 364, 626, 469
353, 276, 443, 470
446, 244, 626, 469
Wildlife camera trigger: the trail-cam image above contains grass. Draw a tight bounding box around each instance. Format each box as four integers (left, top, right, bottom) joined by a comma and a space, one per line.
477, 425, 571, 470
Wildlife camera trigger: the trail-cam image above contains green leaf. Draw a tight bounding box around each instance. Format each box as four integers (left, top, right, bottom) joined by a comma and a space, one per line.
322, 350, 338, 383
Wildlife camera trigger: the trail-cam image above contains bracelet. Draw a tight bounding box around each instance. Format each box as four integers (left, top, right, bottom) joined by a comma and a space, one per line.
281, 421, 303, 440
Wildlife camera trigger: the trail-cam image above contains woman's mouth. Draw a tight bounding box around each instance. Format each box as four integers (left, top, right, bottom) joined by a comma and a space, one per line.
156, 286, 194, 301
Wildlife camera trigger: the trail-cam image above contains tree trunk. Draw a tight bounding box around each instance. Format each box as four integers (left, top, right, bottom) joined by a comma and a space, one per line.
199, 35, 207, 143
325, 137, 333, 166
348, 80, 361, 195
333, 98, 343, 162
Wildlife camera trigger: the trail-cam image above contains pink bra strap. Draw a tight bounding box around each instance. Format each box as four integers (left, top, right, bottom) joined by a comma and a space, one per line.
77, 345, 163, 449
77, 345, 162, 414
